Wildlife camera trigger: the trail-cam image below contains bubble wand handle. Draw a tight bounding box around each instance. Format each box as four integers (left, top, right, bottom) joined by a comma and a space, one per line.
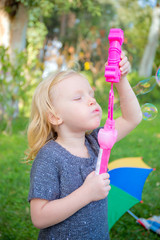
105, 28, 124, 83
96, 28, 124, 175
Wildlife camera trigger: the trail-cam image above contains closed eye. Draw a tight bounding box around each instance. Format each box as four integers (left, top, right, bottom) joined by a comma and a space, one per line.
73, 96, 82, 101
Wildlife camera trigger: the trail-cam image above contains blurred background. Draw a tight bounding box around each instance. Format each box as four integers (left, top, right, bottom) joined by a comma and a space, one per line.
0, 0, 160, 239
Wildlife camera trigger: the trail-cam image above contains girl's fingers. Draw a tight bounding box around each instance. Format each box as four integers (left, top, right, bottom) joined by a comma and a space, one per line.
105, 185, 111, 192
119, 56, 128, 67
104, 179, 110, 186
120, 61, 130, 73
102, 173, 110, 179
105, 51, 130, 76
121, 51, 125, 59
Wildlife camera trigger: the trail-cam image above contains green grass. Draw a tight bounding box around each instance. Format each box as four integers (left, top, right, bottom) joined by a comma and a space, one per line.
0, 104, 160, 239
0, 118, 38, 240
108, 104, 160, 240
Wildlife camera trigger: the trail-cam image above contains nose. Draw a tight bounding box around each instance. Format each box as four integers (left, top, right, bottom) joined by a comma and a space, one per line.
88, 96, 96, 106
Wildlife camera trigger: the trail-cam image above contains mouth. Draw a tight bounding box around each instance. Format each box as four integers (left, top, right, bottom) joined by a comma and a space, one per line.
92, 108, 100, 114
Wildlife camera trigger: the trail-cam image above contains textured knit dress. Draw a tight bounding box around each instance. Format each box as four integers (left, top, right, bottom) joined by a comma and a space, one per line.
28, 128, 110, 240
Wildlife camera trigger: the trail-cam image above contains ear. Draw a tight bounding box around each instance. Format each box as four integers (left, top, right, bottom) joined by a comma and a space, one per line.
48, 112, 63, 126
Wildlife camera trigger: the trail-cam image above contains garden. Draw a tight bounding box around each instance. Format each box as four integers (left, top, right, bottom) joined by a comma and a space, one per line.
0, 0, 160, 239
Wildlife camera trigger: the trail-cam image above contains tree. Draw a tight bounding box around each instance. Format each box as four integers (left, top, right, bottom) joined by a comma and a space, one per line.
139, 4, 160, 77
115, 0, 153, 72
0, 0, 102, 58
0, 1, 28, 61
0, 0, 103, 133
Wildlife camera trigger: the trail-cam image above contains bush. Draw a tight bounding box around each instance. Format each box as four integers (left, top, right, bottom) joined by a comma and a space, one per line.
0, 46, 42, 134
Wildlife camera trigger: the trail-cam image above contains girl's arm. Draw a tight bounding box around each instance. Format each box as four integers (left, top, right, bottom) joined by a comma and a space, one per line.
30, 171, 110, 229
115, 53, 142, 141
30, 185, 89, 229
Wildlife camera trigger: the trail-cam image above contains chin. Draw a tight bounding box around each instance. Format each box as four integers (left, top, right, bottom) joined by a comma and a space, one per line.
88, 121, 101, 130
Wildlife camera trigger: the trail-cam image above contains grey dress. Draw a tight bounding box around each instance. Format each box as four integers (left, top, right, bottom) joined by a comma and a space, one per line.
28, 128, 110, 240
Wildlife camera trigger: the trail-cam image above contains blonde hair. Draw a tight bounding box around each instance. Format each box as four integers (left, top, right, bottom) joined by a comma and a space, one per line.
26, 69, 80, 161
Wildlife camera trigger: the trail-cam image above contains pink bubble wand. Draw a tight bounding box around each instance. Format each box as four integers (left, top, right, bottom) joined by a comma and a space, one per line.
95, 29, 124, 174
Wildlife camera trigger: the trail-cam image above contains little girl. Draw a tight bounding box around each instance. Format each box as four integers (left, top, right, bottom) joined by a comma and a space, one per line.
27, 52, 142, 240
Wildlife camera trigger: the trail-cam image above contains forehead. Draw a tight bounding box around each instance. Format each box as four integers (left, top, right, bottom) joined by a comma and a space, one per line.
54, 74, 91, 95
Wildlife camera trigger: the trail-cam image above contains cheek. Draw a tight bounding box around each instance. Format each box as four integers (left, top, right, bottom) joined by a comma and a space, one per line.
53, 98, 69, 117
68, 105, 84, 116
57, 103, 77, 121
65, 104, 87, 122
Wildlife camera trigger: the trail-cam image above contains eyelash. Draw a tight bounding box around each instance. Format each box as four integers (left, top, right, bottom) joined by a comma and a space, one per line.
73, 93, 94, 101
73, 97, 81, 101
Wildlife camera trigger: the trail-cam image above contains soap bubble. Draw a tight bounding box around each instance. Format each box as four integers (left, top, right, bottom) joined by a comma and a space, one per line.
66, 61, 81, 72
141, 103, 158, 121
113, 76, 157, 113
156, 67, 160, 86
133, 76, 156, 96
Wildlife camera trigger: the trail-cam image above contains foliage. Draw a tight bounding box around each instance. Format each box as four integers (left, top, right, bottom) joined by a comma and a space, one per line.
0, 0, 103, 132
0, 107, 160, 239
43, 2, 115, 65
0, 1, 159, 238
0, 46, 42, 134
116, 0, 153, 71
42, 0, 158, 76
1, 0, 159, 131
27, 16, 48, 64
17, 0, 101, 16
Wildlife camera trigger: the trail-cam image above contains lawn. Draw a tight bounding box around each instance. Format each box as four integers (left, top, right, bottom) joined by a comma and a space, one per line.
0, 104, 160, 239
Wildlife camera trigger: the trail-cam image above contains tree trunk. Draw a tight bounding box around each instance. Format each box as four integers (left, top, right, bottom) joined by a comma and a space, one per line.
0, 3, 28, 61
0, 2, 28, 129
60, 14, 67, 37
139, 5, 160, 77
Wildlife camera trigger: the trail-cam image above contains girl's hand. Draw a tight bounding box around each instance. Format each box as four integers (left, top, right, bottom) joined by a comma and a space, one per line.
119, 51, 130, 79
82, 171, 111, 202
105, 51, 130, 80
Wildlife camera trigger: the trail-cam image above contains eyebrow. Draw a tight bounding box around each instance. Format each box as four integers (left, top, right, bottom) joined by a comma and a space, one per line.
73, 90, 83, 95
73, 88, 94, 95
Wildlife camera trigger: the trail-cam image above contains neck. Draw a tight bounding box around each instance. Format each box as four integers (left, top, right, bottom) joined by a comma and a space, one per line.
56, 131, 89, 158
56, 132, 85, 148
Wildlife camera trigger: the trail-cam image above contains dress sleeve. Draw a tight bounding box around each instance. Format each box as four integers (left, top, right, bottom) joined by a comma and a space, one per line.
28, 146, 60, 202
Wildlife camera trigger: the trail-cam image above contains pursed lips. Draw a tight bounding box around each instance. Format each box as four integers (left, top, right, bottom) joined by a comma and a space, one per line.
92, 108, 100, 114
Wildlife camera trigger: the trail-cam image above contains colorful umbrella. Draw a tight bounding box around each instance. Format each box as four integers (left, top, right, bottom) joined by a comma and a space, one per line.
107, 157, 154, 231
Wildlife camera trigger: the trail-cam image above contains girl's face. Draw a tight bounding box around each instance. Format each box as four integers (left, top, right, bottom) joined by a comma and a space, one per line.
51, 74, 102, 133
